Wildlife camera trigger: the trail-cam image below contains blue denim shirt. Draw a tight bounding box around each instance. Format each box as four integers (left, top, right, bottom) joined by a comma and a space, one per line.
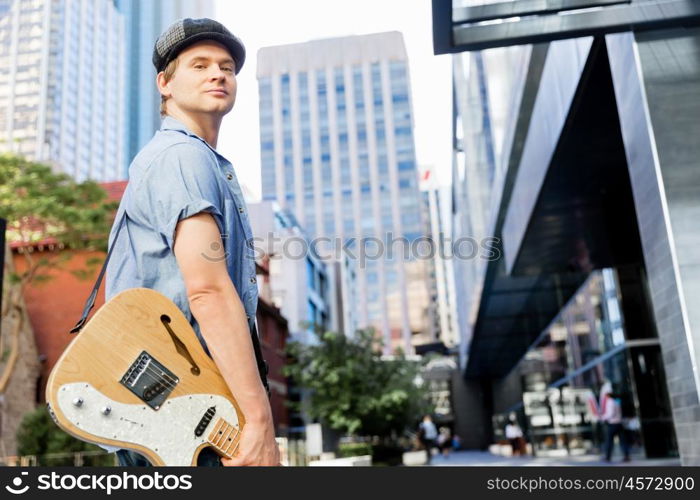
106, 116, 259, 353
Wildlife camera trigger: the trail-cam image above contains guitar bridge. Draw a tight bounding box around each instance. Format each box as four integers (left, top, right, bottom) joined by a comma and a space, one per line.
120, 351, 178, 410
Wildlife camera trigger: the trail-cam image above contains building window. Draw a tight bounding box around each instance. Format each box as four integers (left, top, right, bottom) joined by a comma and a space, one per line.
306, 258, 315, 291
307, 300, 318, 329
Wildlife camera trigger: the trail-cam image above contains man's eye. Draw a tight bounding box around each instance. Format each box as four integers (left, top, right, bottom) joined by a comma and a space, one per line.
222, 67, 234, 73
194, 64, 205, 69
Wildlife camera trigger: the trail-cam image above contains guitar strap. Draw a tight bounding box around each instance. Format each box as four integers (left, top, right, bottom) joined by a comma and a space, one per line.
70, 210, 271, 397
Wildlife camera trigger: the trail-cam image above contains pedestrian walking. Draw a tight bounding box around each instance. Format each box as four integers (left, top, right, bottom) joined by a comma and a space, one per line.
601, 392, 630, 462
418, 415, 438, 464
505, 417, 524, 456
437, 427, 452, 458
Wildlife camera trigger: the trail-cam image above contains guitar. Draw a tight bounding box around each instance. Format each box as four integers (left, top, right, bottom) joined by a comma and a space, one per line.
46, 288, 245, 466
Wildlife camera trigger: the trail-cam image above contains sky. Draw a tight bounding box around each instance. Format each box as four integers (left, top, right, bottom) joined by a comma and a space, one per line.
214, 0, 452, 200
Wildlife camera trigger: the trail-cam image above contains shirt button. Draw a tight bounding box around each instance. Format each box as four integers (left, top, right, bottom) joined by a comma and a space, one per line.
226, 173, 233, 180
238, 207, 245, 214
250, 277, 257, 284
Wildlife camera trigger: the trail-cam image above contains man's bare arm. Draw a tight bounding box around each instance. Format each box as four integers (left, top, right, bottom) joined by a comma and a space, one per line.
173, 213, 278, 465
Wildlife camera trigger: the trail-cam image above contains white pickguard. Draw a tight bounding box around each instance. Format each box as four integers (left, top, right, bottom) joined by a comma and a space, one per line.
56, 382, 239, 466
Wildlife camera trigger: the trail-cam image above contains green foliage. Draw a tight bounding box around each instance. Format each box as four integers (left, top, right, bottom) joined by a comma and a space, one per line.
337, 442, 372, 458
0, 153, 117, 287
0, 154, 116, 249
284, 328, 432, 439
16, 406, 114, 466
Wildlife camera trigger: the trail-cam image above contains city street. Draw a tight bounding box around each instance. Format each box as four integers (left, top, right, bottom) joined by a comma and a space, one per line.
428, 451, 681, 467
2, 0, 700, 468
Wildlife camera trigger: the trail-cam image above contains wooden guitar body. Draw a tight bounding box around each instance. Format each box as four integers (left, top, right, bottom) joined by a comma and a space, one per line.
45, 288, 245, 466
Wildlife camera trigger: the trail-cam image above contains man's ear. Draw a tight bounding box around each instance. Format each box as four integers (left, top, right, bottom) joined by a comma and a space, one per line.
156, 72, 172, 98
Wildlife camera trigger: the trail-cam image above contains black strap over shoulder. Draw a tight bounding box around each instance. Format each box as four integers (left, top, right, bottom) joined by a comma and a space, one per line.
69, 211, 270, 396
70, 212, 126, 334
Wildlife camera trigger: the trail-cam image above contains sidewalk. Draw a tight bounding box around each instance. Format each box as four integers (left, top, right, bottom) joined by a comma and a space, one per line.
428, 451, 681, 467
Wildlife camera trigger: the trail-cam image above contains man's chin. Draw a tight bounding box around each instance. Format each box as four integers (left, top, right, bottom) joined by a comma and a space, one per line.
212, 100, 235, 113
192, 104, 234, 116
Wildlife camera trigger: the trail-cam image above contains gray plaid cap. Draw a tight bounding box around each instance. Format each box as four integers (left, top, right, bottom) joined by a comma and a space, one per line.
153, 18, 245, 74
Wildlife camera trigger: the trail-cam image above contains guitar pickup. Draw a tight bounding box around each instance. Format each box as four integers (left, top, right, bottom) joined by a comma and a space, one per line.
195, 406, 216, 437
120, 351, 178, 410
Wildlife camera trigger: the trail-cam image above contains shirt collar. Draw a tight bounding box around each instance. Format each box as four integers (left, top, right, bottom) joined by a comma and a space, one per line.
160, 116, 231, 164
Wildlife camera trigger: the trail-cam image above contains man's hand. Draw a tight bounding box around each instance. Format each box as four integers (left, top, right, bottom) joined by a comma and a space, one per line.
222, 418, 280, 467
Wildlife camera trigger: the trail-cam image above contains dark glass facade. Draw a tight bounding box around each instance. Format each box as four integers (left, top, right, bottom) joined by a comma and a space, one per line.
492, 268, 677, 458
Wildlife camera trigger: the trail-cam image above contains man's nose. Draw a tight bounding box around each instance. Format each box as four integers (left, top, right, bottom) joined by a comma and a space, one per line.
209, 65, 226, 80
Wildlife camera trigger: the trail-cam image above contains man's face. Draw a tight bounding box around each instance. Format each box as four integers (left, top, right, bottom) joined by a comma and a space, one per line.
160, 40, 237, 117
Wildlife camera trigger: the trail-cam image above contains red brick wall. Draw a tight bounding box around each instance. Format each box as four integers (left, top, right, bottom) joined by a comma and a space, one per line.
13, 249, 106, 402
257, 300, 290, 436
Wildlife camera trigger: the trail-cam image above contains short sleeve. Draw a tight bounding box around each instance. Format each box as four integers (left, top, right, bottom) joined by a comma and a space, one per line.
136, 142, 225, 249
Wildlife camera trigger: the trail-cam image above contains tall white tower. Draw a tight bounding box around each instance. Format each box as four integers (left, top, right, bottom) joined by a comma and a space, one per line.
257, 33, 429, 354
0, 0, 125, 181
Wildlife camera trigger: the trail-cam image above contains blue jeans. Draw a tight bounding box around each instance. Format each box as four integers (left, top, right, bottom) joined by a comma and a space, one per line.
116, 448, 222, 467
604, 423, 630, 461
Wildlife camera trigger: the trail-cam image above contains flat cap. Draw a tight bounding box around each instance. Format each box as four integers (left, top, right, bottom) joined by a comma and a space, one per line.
153, 18, 245, 74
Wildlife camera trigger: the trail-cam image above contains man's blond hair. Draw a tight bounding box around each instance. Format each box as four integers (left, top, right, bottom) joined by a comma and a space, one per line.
159, 58, 179, 117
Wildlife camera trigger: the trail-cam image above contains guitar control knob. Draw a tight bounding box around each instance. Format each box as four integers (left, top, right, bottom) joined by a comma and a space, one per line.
101, 406, 112, 416
72, 397, 84, 407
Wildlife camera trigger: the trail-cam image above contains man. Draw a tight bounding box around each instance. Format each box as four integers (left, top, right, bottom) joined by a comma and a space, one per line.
504, 416, 524, 457
418, 415, 438, 464
601, 391, 630, 462
105, 18, 279, 467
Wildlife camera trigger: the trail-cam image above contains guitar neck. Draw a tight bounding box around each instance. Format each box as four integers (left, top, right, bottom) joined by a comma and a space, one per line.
207, 417, 241, 458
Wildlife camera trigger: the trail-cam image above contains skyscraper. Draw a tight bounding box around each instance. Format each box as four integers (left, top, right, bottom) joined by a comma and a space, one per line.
0, 0, 124, 181
114, 0, 215, 174
257, 32, 428, 353
434, 0, 700, 462
419, 165, 458, 349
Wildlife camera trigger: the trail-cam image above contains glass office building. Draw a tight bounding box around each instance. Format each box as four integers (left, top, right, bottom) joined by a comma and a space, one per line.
257, 33, 429, 353
114, 0, 215, 175
419, 166, 459, 349
0, 0, 124, 181
435, 0, 700, 463
492, 268, 676, 458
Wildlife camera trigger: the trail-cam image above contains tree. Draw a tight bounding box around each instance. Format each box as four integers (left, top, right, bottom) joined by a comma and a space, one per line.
0, 153, 117, 393
284, 328, 432, 439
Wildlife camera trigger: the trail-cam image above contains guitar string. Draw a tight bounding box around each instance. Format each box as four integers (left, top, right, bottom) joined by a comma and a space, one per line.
224, 438, 241, 458
136, 356, 201, 388
213, 422, 241, 454
209, 419, 241, 453
122, 355, 178, 387
222, 428, 242, 455
207, 419, 225, 447
134, 351, 210, 390
213, 419, 234, 447
218, 423, 237, 449
130, 364, 179, 392
119, 364, 188, 400
211, 419, 240, 445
